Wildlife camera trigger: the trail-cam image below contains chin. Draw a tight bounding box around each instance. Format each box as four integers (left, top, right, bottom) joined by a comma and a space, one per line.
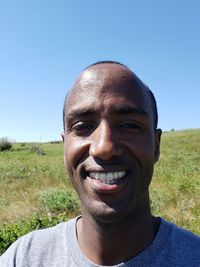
94, 212, 130, 224
83, 199, 136, 224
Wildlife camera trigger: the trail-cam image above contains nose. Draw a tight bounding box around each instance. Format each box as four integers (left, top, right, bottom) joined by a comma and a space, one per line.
89, 122, 121, 160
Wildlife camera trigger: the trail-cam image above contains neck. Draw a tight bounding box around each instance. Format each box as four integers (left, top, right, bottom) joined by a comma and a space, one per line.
76, 200, 160, 265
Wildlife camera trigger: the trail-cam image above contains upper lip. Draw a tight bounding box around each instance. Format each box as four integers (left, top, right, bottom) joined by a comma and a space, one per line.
83, 161, 129, 177
85, 166, 127, 173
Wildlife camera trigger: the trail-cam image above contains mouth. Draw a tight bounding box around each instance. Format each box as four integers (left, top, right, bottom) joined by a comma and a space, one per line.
87, 171, 127, 185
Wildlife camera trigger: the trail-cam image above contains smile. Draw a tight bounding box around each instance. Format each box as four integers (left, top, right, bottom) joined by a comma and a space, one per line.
88, 171, 126, 185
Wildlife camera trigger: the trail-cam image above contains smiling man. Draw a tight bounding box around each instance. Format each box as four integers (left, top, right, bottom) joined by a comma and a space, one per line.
1, 61, 200, 266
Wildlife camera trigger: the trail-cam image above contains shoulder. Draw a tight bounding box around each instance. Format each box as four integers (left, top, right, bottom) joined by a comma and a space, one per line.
14, 220, 69, 248
166, 219, 200, 247
0, 217, 77, 266
160, 218, 200, 266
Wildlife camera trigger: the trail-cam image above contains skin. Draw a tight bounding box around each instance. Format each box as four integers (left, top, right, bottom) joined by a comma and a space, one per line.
62, 63, 162, 265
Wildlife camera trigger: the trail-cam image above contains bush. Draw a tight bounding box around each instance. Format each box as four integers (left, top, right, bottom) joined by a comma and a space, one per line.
0, 138, 12, 151
30, 145, 46, 155
0, 213, 67, 255
50, 141, 61, 144
20, 143, 26, 147
38, 189, 80, 214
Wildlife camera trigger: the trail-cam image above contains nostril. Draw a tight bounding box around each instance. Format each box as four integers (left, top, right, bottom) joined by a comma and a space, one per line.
89, 142, 120, 160
92, 157, 123, 166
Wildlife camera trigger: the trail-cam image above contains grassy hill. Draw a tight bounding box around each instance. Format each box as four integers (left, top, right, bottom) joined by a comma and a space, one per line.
0, 129, 199, 235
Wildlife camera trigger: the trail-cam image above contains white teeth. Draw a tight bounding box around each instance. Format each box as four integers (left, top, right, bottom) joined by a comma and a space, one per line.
107, 173, 113, 180
114, 172, 118, 179
95, 172, 100, 179
88, 171, 126, 184
118, 171, 124, 178
100, 173, 106, 179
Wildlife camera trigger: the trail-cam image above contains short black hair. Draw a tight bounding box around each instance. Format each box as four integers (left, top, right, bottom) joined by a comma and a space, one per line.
85, 60, 128, 70
63, 61, 158, 130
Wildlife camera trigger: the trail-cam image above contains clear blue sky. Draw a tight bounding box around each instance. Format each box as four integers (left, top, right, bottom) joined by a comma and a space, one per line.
0, 0, 199, 142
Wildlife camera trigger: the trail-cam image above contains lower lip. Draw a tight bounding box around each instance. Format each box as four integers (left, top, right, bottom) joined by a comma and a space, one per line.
87, 176, 126, 194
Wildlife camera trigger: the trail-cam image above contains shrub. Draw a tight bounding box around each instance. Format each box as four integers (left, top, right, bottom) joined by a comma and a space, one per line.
0, 213, 67, 255
1, 161, 31, 181
30, 145, 46, 155
38, 189, 80, 214
0, 138, 12, 151
20, 143, 26, 147
50, 141, 61, 144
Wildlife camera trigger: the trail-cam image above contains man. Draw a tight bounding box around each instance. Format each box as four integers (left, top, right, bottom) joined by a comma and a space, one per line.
1, 61, 200, 266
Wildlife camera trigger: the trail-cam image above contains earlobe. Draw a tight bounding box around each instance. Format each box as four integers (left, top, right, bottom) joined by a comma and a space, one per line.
61, 132, 65, 164
61, 132, 65, 142
154, 129, 162, 162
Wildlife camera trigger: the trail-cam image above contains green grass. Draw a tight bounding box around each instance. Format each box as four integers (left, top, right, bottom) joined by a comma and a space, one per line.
0, 143, 72, 224
150, 129, 200, 234
0, 129, 199, 235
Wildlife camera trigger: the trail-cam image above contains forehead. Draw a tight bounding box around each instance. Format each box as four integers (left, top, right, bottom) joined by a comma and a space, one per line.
65, 64, 151, 115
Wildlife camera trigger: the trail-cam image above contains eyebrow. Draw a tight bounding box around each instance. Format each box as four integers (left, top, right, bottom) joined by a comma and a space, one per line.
66, 105, 148, 122
66, 108, 95, 119
112, 105, 148, 117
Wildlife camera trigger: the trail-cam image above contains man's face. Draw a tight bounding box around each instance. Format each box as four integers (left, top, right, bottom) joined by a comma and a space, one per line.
63, 64, 161, 223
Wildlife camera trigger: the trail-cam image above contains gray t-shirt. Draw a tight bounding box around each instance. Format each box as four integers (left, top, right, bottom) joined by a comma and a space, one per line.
0, 217, 200, 266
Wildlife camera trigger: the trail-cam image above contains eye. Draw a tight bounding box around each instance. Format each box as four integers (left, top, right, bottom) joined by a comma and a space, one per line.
69, 122, 95, 136
119, 122, 142, 130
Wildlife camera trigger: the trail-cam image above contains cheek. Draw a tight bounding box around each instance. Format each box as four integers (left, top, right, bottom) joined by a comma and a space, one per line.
139, 142, 154, 162
125, 135, 154, 161
64, 137, 88, 175
137, 141, 155, 175
137, 141, 155, 187
64, 141, 81, 192
125, 136, 155, 181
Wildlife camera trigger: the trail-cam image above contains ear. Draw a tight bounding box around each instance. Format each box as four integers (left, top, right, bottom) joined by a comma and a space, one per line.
154, 129, 162, 163
61, 132, 66, 163
61, 132, 65, 142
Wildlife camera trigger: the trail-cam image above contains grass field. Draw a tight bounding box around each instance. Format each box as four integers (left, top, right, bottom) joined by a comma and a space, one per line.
0, 129, 199, 235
